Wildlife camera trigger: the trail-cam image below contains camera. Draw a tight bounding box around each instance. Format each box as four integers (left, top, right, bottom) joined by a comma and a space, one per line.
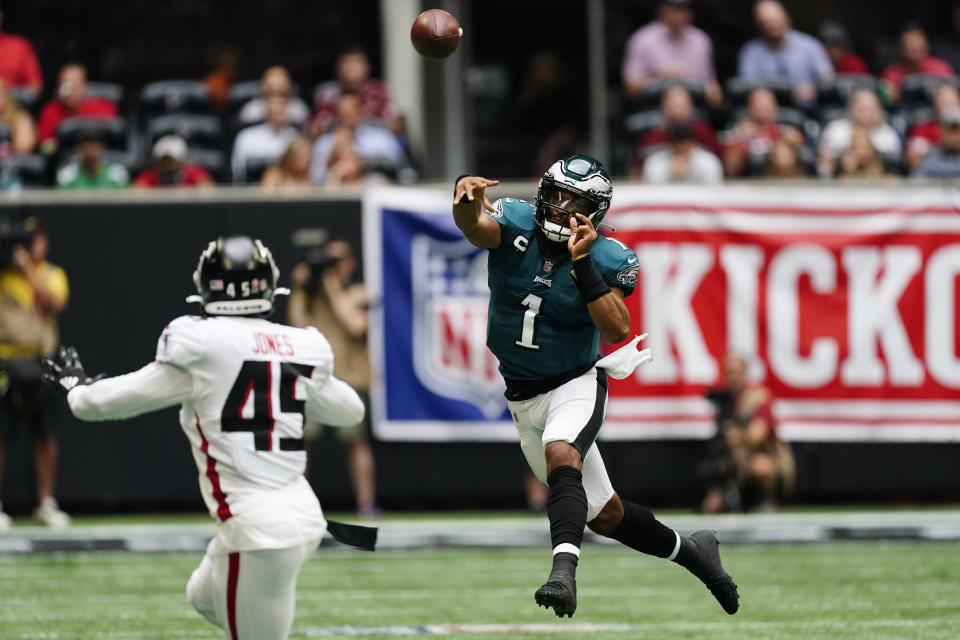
705, 386, 738, 437
0, 216, 34, 268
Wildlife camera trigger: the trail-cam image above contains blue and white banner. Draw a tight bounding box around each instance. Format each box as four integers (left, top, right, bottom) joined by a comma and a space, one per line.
363, 187, 516, 441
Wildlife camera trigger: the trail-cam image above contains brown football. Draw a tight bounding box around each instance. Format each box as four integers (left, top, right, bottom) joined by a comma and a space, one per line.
410, 9, 463, 60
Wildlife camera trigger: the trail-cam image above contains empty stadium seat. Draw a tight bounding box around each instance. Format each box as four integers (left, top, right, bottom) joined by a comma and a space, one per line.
725, 77, 795, 107
817, 74, 880, 108
140, 81, 212, 115
817, 105, 848, 127
187, 148, 227, 181
11, 153, 50, 187
623, 110, 665, 138
899, 74, 960, 108
86, 82, 125, 106
146, 113, 223, 148
243, 156, 274, 184
227, 80, 262, 114
56, 117, 128, 151
9, 86, 39, 114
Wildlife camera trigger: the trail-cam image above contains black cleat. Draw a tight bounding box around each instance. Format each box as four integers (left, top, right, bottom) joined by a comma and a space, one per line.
534, 577, 577, 618
680, 530, 740, 614
534, 553, 578, 617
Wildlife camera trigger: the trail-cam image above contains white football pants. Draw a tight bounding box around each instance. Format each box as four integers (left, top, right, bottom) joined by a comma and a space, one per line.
508, 367, 615, 521
186, 537, 320, 640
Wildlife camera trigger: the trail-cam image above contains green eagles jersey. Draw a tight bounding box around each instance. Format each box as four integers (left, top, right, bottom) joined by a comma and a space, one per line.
485, 197, 639, 381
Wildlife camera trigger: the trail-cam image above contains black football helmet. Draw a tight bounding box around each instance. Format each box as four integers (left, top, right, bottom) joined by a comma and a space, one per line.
186, 235, 289, 316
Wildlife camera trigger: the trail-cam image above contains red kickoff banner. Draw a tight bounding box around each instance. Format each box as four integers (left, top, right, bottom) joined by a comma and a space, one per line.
602, 184, 960, 442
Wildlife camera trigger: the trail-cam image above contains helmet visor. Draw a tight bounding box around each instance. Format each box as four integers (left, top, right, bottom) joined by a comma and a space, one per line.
540, 185, 598, 226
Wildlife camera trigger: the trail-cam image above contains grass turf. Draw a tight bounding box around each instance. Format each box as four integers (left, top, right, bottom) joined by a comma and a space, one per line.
1, 541, 958, 639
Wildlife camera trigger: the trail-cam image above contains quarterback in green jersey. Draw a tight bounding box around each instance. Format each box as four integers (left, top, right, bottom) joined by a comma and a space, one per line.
453, 155, 739, 618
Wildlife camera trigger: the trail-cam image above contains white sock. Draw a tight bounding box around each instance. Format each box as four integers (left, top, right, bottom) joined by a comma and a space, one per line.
667, 531, 682, 561
552, 543, 581, 558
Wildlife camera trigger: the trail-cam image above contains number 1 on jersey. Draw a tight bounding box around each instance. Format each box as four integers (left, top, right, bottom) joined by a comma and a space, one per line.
515, 293, 543, 350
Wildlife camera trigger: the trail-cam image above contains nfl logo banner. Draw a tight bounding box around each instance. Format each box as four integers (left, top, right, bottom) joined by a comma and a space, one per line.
363, 188, 516, 441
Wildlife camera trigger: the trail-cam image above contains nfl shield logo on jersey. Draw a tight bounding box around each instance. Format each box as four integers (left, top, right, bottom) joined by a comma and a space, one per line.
410, 235, 507, 418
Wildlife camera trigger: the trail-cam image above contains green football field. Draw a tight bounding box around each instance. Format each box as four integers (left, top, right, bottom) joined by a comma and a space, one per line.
2, 541, 959, 639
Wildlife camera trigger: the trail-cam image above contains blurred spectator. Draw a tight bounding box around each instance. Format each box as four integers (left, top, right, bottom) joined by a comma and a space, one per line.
642, 121, 723, 184
934, 2, 960, 74
288, 239, 379, 517
819, 21, 869, 74
0, 6, 42, 95
37, 64, 118, 154
738, 0, 833, 107
881, 23, 953, 104
260, 136, 313, 189
763, 138, 806, 177
817, 89, 901, 176
309, 48, 399, 136
260, 136, 313, 190
308, 93, 406, 186
55, 131, 129, 189
906, 83, 960, 170
511, 50, 585, 176
835, 128, 888, 178
133, 135, 213, 188
231, 93, 298, 183
0, 78, 36, 154
238, 65, 310, 126
621, 0, 721, 107
722, 87, 804, 176
701, 354, 794, 514
634, 84, 718, 166
0, 217, 71, 529
912, 107, 960, 178
203, 46, 240, 112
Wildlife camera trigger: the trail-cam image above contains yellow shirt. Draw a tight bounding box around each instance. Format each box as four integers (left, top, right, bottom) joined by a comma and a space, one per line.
0, 261, 69, 358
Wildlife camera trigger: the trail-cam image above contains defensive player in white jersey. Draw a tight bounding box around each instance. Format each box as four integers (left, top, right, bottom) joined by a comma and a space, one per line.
42, 236, 369, 640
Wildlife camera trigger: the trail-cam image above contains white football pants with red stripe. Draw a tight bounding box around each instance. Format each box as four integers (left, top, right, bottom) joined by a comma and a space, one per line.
187, 538, 320, 639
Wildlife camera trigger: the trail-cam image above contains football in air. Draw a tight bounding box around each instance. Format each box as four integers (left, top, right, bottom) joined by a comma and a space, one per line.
410, 9, 463, 59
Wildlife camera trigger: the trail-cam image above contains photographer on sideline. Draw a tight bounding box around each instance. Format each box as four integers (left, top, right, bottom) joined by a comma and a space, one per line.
288, 239, 380, 517
700, 353, 795, 513
0, 217, 70, 529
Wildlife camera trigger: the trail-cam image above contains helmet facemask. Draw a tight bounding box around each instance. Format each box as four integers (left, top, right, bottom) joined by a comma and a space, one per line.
535, 155, 612, 244
536, 180, 608, 243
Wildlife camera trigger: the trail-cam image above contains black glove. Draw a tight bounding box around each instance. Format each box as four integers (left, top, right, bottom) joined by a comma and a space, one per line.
41, 346, 100, 396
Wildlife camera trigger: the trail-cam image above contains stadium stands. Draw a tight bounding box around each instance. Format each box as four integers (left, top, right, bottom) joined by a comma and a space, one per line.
1, 5, 960, 186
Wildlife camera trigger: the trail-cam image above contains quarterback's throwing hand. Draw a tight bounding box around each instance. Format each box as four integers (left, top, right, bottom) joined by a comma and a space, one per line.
568, 212, 598, 258
42, 346, 99, 396
454, 176, 500, 213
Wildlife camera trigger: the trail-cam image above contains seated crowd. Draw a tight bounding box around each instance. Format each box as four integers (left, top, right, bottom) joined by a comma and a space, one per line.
2, 0, 960, 188
623, 0, 960, 182
0, 10, 411, 191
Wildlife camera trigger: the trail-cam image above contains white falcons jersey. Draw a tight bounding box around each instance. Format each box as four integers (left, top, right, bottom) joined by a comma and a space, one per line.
68, 313, 364, 551
155, 315, 339, 520
67, 316, 364, 552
